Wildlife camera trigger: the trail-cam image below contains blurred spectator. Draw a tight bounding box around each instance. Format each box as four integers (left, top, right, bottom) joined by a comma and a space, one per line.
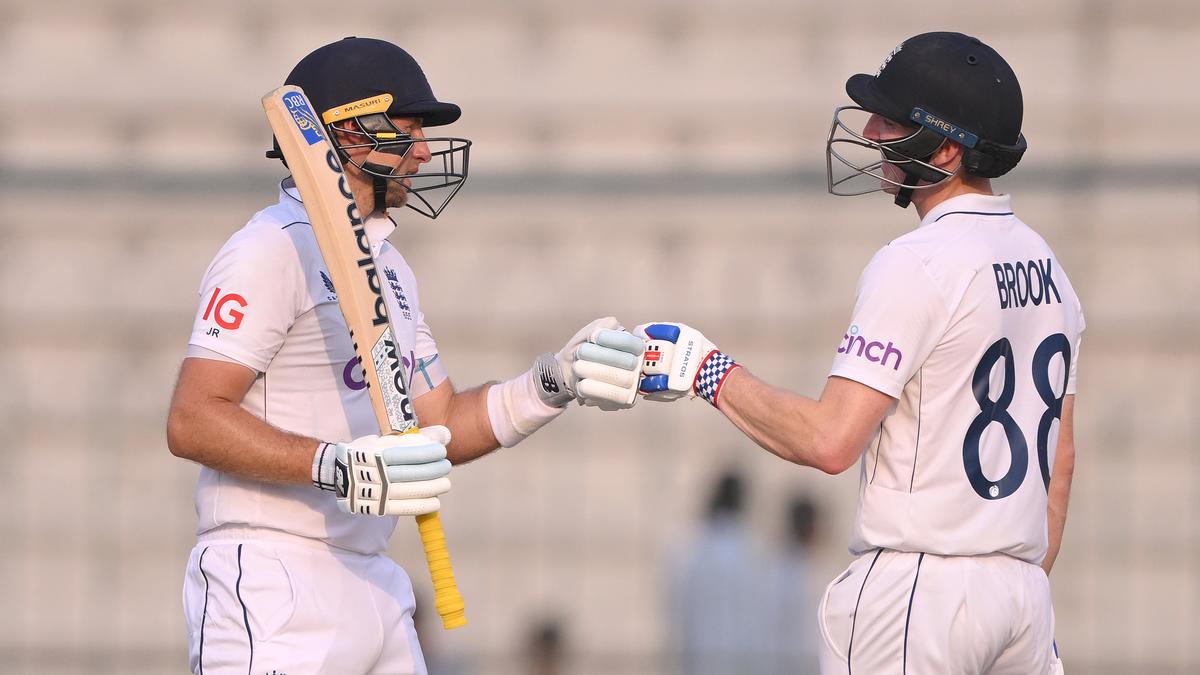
525, 618, 566, 675
763, 496, 821, 674
667, 468, 769, 675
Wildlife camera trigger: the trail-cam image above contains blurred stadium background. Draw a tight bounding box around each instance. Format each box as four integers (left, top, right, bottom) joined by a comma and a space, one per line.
2, 1, 1198, 673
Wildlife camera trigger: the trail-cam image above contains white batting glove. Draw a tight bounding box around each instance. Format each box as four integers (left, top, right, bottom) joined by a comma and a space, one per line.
533, 316, 646, 410
313, 426, 452, 516
634, 322, 741, 406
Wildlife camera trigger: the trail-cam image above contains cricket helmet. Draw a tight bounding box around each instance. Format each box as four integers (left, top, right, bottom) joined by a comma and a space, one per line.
269, 37, 470, 219
827, 32, 1027, 208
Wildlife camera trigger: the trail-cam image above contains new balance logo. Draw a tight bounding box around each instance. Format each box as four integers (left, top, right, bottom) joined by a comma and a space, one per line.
537, 363, 560, 393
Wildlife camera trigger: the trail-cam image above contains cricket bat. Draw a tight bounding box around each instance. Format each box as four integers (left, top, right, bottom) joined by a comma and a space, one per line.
262, 85, 466, 629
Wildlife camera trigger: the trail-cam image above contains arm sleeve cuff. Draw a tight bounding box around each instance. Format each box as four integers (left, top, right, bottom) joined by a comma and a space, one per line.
487, 369, 566, 448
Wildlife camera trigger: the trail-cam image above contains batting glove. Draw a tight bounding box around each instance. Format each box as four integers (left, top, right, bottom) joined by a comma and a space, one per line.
313, 426, 452, 516
533, 316, 646, 410
634, 322, 740, 406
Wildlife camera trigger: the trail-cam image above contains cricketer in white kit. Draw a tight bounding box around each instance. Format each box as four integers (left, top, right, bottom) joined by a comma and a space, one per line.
167, 38, 644, 675
636, 33, 1079, 674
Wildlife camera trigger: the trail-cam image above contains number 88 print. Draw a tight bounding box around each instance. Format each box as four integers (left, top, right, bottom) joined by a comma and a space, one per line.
963, 334, 1072, 500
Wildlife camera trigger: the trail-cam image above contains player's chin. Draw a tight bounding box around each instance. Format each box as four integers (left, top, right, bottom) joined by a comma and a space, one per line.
386, 184, 412, 208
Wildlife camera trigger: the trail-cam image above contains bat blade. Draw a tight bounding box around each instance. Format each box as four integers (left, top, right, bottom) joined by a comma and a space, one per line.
262, 85, 465, 629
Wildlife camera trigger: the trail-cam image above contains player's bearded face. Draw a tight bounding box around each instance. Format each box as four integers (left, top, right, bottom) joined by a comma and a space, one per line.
334, 118, 432, 211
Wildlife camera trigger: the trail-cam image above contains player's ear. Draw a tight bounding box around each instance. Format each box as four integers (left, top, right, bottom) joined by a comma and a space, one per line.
328, 121, 355, 147
931, 140, 966, 173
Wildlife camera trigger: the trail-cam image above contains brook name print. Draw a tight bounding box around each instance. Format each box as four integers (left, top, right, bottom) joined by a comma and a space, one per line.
993, 257, 1061, 310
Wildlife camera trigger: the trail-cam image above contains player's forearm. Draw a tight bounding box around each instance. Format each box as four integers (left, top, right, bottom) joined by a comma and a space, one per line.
1042, 440, 1075, 575
716, 369, 850, 474
167, 396, 317, 484
442, 384, 500, 464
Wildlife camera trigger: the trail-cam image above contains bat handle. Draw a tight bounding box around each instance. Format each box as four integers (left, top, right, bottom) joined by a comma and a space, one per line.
416, 511, 467, 629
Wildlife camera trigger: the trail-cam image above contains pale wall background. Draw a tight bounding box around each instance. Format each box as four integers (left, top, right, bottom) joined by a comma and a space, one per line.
1, 1, 1198, 674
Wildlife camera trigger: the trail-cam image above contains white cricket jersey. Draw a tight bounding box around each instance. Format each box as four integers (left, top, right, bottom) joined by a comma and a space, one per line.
186, 180, 447, 555
829, 193, 1084, 565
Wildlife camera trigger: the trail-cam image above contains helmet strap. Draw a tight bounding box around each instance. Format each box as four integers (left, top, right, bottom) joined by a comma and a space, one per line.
362, 150, 399, 214
893, 172, 920, 209
368, 174, 388, 213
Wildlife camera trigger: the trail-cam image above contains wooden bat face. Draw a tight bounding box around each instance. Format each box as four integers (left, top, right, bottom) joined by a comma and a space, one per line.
263, 85, 416, 435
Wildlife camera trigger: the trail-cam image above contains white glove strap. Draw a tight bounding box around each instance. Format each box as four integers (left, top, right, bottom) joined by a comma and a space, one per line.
487, 369, 566, 448
313, 441, 338, 491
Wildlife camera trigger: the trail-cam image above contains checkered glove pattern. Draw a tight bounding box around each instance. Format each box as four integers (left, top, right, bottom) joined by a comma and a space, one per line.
694, 350, 740, 405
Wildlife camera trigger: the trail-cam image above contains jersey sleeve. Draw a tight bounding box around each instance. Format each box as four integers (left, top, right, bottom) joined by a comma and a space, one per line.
1066, 303, 1085, 395
410, 309, 448, 397
828, 245, 951, 398
188, 228, 307, 373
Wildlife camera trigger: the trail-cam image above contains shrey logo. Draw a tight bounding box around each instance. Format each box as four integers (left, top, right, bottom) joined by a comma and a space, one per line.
283, 92, 325, 146
877, 42, 904, 76
837, 324, 903, 371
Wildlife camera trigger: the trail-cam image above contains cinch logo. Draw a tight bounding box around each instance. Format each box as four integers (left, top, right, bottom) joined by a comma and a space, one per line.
837, 324, 903, 371
202, 287, 248, 331
343, 356, 366, 391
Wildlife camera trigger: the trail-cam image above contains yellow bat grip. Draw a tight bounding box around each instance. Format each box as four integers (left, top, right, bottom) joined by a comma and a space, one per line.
416, 511, 467, 629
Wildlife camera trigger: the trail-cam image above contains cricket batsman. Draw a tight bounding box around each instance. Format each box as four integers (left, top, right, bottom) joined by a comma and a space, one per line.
166, 37, 644, 674
636, 32, 1082, 674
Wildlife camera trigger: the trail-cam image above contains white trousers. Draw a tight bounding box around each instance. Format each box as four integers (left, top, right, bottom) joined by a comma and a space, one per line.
183, 536, 427, 675
818, 549, 1057, 675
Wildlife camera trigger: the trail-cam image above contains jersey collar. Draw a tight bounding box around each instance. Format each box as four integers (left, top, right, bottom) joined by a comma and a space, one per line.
920, 193, 1014, 227
279, 178, 398, 247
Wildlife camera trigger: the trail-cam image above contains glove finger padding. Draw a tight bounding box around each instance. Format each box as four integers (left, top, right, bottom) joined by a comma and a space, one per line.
324, 426, 454, 516
417, 424, 452, 447
384, 496, 442, 517
385, 476, 452, 500
386, 458, 452, 482
574, 329, 643, 409
380, 440, 447, 465
590, 328, 646, 357
577, 378, 637, 408
575, 341, 640, 371
573, 358, 639, 389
